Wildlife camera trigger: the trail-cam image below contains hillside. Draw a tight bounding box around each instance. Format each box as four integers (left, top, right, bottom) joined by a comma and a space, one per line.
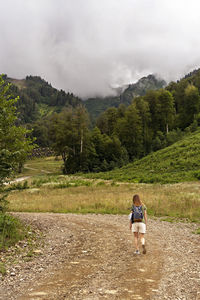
5, 75, 82, 123
83, 96, 120, 123
83, 129, 200, 183
84, 74, 166, 120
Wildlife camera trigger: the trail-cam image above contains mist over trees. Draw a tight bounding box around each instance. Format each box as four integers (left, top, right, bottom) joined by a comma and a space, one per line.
4, 68, 200, 174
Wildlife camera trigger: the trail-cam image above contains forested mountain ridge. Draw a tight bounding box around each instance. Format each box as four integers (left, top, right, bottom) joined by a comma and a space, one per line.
4, 75, 82, 123
4, 73, 166, 124
2, 68, 200, 176
84, 74, 166, 120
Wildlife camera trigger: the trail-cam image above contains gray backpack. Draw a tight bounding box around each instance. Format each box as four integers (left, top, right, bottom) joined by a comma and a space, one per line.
132, 205, 143, 222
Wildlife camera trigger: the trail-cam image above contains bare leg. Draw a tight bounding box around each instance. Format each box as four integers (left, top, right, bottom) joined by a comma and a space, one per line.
140, 233, 146, 254
134, 232, 139, 251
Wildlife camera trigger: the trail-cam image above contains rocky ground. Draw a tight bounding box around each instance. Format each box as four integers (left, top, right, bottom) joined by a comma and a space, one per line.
0, 213, 199, 300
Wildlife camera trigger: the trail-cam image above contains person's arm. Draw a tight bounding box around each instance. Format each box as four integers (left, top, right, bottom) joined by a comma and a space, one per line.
144, 210, 147, 229
129, 212, 133, 230
129, 219, 132, 230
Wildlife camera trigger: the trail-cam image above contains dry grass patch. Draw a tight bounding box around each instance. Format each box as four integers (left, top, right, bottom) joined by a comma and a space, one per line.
7, 181, 200, 221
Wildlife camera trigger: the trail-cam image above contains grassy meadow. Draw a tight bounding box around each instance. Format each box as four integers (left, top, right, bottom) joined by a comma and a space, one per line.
17, 157, 63, 177
6, 157, 200, 222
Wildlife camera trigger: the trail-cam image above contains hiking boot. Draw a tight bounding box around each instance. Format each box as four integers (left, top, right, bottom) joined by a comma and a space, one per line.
142, 244, 146, 254
134, 250, 140, 255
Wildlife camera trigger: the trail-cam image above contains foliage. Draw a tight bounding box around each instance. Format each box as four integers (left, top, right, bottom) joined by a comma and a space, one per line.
0, 75, 34, 182
5, 69, 200, 177
84, 96, 121, 124
0, 213, 26, 250
49, 105, 91, 173
83, 129, 200, 184
0, 75, 35, 251
5, 75, 82, 123
32, 66, 200, 175
6, 181, 29, 192
49, 106, 129, 173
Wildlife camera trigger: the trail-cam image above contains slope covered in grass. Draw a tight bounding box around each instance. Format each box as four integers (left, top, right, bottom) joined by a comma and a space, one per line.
84, 130, 200, 183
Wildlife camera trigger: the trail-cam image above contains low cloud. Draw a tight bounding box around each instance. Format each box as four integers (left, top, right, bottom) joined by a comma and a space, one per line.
1, 0, 200, 98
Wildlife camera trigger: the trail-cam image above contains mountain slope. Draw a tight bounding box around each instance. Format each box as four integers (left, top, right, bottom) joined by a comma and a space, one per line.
120, 74, 166, 103
83, 129, 200, 183
6, 75, 82, 123
84, 74, 166, 120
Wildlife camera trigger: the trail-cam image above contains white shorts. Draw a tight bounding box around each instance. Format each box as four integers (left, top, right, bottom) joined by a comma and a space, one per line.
132, 222, 146, 234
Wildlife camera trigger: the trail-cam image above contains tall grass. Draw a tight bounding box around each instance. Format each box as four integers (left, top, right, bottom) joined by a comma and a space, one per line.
7, 180, 200, 222
8, 150, 200, 223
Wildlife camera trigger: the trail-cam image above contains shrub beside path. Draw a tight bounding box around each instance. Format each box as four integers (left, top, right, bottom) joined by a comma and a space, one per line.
0, 213, 199, 300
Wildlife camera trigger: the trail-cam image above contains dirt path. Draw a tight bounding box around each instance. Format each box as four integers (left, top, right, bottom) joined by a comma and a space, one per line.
0, 213, 199, 300
4, 177, 30, 185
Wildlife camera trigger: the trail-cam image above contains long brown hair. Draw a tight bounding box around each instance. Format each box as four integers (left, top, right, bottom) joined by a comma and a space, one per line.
132, 194, 142, 206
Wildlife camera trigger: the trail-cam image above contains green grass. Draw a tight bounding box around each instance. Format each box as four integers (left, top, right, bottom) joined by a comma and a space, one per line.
19, 157, 63, 177
0, 262, 6, 276
82, 130, 200, 184
195, 228, 200, 234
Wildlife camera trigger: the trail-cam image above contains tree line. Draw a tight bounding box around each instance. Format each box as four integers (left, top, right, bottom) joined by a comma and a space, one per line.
30, 70, 200, 174
3, 68, 200, 175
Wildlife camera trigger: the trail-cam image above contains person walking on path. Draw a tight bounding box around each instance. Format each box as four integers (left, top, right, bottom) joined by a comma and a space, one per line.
129, 194, 147, 255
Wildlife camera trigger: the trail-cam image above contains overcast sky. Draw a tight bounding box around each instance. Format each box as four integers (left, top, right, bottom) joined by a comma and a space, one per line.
1, 0, 200, 98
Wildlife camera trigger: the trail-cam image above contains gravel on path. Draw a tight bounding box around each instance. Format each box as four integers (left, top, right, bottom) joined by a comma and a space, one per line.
0, 213, 199, 300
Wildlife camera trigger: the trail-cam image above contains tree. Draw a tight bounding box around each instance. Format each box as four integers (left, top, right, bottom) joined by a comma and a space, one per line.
134, 97, 153, 155
31, 120, 50, 147
96, 107, 118, 136
115, 103, 143, 160
144, 90, 161, 134
66, 105, 91, 173
90, 127, 128, 172
183, 84, 200, 127
49, 108, 75, 164
49, 105, 91, 173
158, 89, 175, 134
0, 75, 34, 210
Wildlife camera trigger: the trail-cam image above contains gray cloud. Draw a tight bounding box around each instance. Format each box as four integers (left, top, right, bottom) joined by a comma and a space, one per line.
1, 0, 200, 98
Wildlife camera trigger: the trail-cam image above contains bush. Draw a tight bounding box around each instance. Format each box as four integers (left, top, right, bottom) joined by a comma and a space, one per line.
6, 180, 29, 191
193, 171, 200, 180
0, 214, 25, 250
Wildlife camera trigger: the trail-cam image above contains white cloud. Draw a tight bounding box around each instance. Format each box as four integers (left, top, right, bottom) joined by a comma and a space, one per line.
1, 0, 200, 98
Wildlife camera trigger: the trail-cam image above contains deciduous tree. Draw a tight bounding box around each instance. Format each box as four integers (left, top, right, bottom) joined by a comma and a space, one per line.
0, 75, 34, 211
